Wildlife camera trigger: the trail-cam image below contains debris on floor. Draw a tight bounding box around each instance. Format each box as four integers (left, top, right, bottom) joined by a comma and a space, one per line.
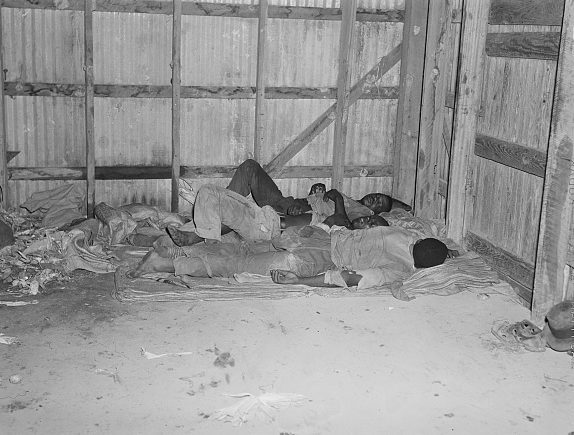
212, 392, 310, 426
0, 333, 19, 345
140, 347, 194, 359
0, 209, 71, 298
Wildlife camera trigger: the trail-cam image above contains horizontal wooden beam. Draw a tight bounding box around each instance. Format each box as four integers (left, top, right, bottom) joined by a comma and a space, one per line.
4, 82, 399, 100
474, 133, 547, 177
8, 165, 393, 181
485, 32, 560, 60
2, 1, 404, 22
489, 0, 565, 26
465, 231, 535, 296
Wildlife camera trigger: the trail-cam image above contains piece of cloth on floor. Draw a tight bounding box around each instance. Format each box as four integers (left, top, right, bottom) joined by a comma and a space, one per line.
94, 202, 138, 245
61, 229, 118, 274
20, 183, 85, 229
306, 192, 373, 222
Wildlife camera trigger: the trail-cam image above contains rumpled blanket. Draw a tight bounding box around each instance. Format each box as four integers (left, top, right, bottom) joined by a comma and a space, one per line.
21, 183, 85, 229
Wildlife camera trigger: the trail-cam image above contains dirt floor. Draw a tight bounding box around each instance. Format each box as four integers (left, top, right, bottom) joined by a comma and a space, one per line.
0, 270, 573, 435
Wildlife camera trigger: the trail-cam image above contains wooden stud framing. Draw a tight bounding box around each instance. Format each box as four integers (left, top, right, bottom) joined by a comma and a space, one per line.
446, 0, 490, 245
392, 0, 429, 206
265, 44, 402, 175
84, 0, 95, 217
3, 82, 399, 100
2, 1, 404, 23
171, 0, 182, 212
415, 0, 452, 219
0, 7, 7, 208
332, 0, 357, 190
532, 0, 574, 322
253, 0, 268, 162
8, 164, 393, 181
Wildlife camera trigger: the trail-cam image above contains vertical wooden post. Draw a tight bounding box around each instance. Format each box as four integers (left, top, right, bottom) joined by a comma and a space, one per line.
332, 0, 357, 190
84, 0, 95, 217
446, 0, 489, 245
253, 0, 268, 162
0, 5, 8, 209
171, 0, 182, 212
415, 0, 452, 220
392, 0, 429, 206
532, 0, 574, 322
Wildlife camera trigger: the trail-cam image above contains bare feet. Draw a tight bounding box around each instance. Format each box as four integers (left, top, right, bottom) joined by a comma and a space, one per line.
128, 250, 175, 278
166, 226, 203, 247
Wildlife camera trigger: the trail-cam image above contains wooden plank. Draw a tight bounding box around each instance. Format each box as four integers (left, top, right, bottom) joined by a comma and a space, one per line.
415, 0, 452, 220
8, 165, 393, 180
0, 7, 7, 208
332, 0, 357, 190
171, 0, 182, 213
264, 44, 402, 175
84, 0, 95, 217
489, 0, 565, 26
485, 32, 560, 60
474, 133, 547, 178
392, 0, 429, 207
465, 231, 535, 289
465, 232, 534, 307
532, 0, 574, 322
4, 82, 399, 100
253, 0, 268, 162
446, 0, 490, 245
2, 1, 404, 22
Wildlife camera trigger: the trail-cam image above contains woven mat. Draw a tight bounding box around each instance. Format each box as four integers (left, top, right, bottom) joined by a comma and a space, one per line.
112, 253, 514, 303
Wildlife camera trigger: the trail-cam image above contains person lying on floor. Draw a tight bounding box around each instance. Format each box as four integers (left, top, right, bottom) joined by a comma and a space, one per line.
130, 223, 456, 289
167, 158, 403, 246
167, 184, 388, 247
226, 158, 411, 215
129, 184, 457, 290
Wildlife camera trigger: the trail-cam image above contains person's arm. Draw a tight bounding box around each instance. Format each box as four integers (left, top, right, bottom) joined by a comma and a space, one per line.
270, 269, 362, 287
322, 189, 352, 228
285, 198, 312, 216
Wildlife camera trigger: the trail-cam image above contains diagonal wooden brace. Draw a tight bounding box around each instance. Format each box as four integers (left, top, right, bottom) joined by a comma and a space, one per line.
264, 43, 402, 175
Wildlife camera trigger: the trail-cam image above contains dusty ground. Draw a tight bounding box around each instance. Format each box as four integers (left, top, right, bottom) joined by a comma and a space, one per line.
0, 271, 573, 435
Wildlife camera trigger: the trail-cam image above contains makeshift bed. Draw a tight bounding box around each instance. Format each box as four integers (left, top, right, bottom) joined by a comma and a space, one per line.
107, 209, 519, 304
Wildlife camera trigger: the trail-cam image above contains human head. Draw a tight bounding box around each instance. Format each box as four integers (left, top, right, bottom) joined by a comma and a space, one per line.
412, 238, 448, 268
309, 183, 326, 195
359, 193, 392, 214
351, 215, 389, 230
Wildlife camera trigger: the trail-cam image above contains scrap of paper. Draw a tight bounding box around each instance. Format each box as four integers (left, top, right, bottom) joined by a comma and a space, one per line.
140, 347, 193, 359
0, 300, 39, 306
0, 333, 19, 345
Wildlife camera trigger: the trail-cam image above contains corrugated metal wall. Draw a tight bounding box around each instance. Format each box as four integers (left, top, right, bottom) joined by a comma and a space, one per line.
2, 1, 405, 211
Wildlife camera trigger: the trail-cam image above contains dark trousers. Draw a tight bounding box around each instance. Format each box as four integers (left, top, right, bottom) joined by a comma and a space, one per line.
227, 159, 303, 214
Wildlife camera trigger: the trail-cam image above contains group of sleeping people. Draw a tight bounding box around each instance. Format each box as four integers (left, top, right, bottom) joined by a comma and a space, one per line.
129, 159, 457, 290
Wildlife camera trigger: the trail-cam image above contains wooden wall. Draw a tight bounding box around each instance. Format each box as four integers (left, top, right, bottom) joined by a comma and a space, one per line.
0, 0, 410, 215
447, 0, 565, 307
